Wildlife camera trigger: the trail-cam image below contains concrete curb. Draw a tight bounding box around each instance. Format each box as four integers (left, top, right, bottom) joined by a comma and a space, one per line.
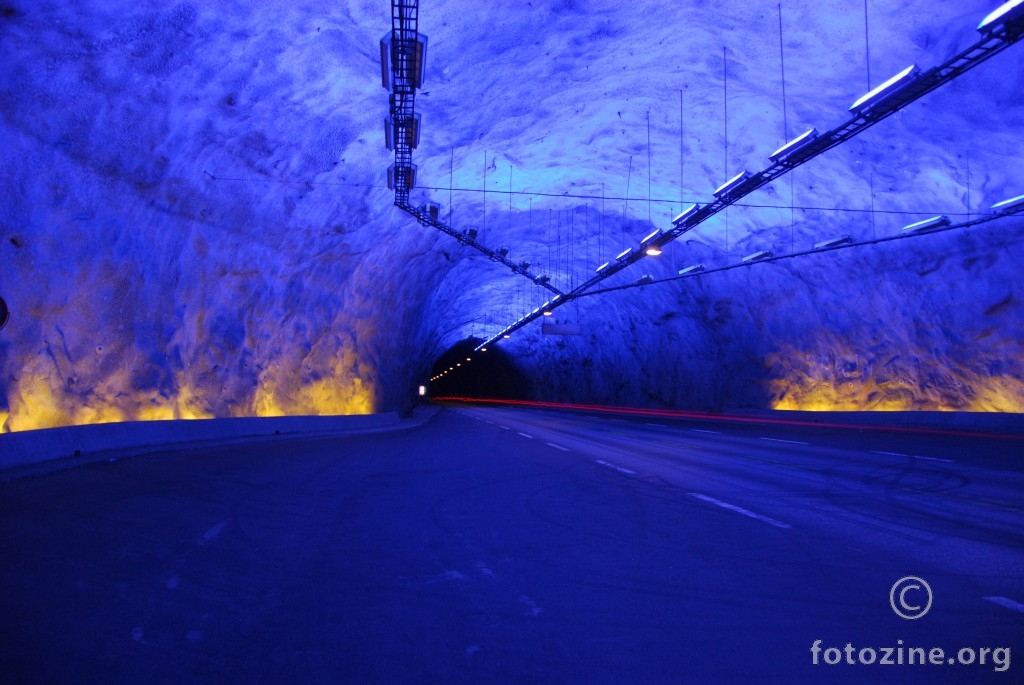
0, 406, 440, 478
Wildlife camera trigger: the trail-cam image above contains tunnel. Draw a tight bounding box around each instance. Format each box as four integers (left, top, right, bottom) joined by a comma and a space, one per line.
1, 1, 1024, 680
429, 338, 530, 400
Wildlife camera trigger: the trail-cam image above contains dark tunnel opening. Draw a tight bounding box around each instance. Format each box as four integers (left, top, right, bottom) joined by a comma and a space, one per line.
428, 338, 530, 400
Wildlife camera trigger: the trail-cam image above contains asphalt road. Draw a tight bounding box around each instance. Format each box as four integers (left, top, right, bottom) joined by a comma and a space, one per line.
1, 406, 1021, 683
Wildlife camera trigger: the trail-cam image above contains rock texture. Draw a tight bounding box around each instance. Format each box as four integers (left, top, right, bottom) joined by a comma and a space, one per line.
1, 0, 1022, 430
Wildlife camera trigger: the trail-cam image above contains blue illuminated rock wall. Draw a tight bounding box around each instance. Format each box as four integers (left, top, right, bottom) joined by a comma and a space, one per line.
1, 0, 1021, 430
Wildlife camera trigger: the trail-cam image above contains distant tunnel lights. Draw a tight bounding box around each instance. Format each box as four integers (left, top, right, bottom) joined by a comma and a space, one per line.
850, 65, 921, 112
991, 194, 1024, 213
714, 171, 752, 199
769, 128, 819, 163
978, 0, 1024, 33
902, 215, 950, 233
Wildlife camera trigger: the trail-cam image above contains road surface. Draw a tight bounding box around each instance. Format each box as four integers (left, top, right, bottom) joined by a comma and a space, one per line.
1, 405, 1021, 683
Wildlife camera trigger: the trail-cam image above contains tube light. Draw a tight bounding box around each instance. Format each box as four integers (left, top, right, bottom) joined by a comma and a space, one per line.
641, 229, 664, 255
814, 235, 852, 249
635, 274, 654, 285
535, 275, 550, 285
596, 261, 610, 273
902, 215, 950, 233
978, 0, 1024, 33
741, 250, 772, 263
616, 247, 634, 260
850, 65, 920, 112
769, 128, 818, 163
714, 171, 752, 199
678, 264, 705, 275
672, 204, 701, 227
991, 194, 1024, 213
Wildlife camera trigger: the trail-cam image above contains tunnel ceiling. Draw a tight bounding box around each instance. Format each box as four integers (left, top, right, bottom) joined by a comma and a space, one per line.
1, 0, 1023, 430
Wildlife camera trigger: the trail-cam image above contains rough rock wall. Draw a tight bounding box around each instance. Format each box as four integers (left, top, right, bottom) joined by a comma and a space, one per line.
1, 0, 1022, 431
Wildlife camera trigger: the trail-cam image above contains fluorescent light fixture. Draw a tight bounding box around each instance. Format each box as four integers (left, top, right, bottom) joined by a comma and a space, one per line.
742, 250, 772, 263
713, 171, 752, 199
481, 347, 488, 351
535, 275, 550, 285
635, 274, 654, 285
497, 247, 509, 257
769, 128, 818, 163
672, 204, 701, 227
641, 229, 664, 255
991, 194, 1024, 213
616, 247, 633, 260
543, 309, 553, 316
519, 261, 531, 272
850, 64, 920, 112
814, 235, 852, 249
978, 0, 1024, 33
596, 261, 611, 273
678, 264, 705, 275
503, 333, 510, 339
641, 229, 662, 244
902, 215, 950, 232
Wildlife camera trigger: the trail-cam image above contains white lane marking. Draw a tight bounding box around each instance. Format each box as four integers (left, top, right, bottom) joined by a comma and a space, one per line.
517, 432, 534, 439
546, 442, 570, 452
645, 422, 666, 428
500, 426, 510, 430
594, 459, 636, 475
485, 420, 494, 425
198, 520, 228, 545
691, 428, 722, 434
760, 437, 808, 445
985, 596, 1024, 614
688, 493, 791, 529
914, 455, 955, 463
872, 450, 908, 457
